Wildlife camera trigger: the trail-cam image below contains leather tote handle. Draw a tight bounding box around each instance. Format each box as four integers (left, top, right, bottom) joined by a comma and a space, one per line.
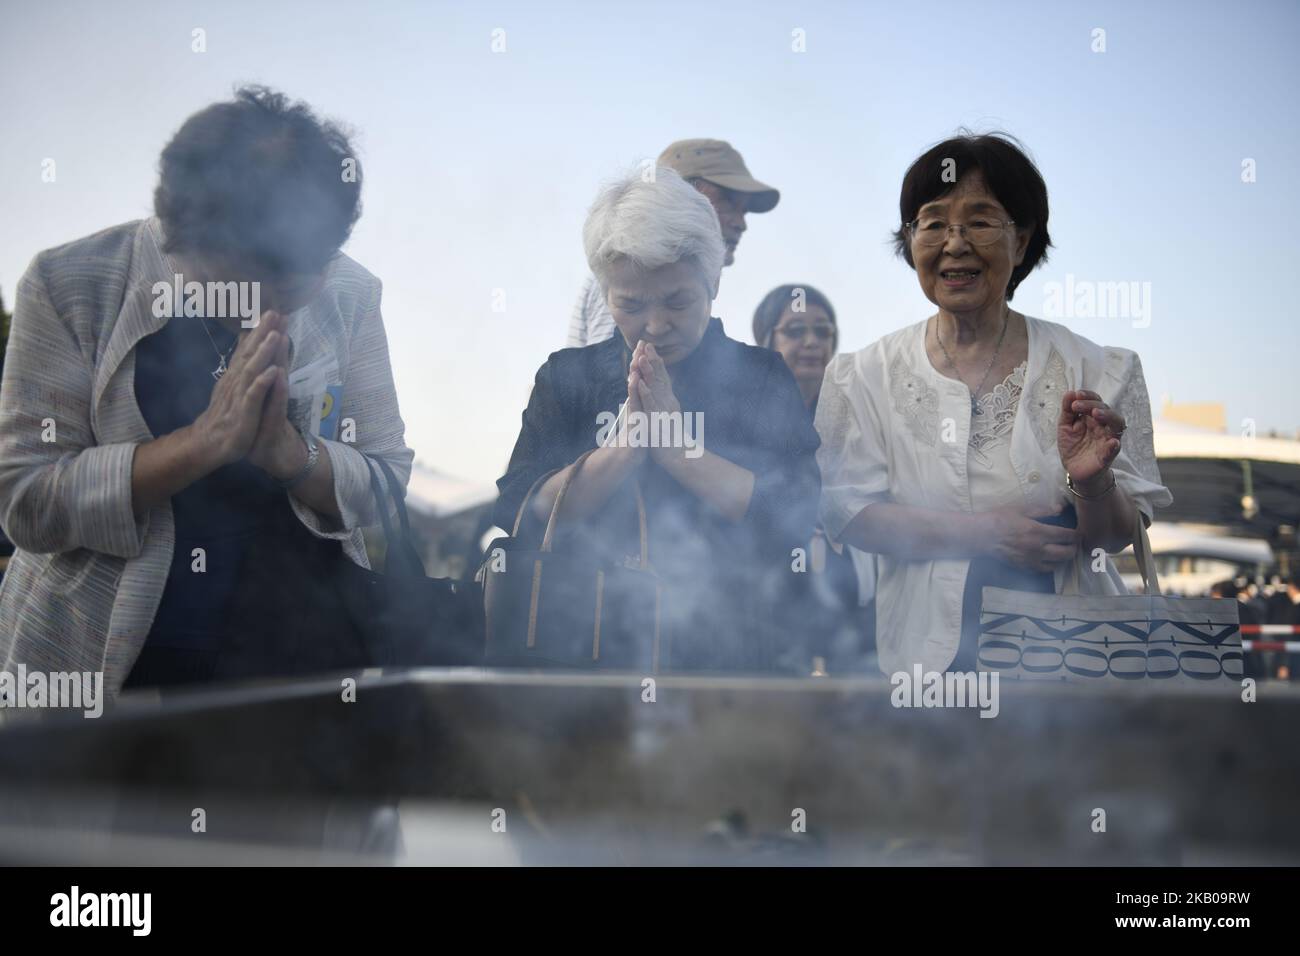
537, 448, 649, 568
512, 467, 564, 537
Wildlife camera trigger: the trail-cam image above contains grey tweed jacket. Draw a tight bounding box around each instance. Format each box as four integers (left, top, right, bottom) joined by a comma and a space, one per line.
0, 219, 414, 695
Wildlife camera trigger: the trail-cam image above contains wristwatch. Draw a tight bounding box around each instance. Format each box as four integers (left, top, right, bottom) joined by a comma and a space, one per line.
278, 427, 320, 490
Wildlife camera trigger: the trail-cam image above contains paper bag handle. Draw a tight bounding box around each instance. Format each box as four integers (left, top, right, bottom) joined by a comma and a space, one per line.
1064, 501, 1160, 596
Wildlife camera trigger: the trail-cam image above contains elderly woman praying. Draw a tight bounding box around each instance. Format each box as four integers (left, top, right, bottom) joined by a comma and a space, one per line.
0, 88, 413, 693
494, 167, 820, 672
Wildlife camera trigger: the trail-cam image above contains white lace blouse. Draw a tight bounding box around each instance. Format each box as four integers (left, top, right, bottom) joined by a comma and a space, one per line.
968, 361, 1026, 512
813, 316, 1172, 675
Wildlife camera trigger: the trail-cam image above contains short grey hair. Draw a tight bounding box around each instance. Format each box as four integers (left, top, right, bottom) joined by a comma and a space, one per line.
583, 166, 724, 297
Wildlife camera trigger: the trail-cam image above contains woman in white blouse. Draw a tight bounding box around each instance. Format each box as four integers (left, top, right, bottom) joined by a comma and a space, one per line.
814, 133, 1172, 676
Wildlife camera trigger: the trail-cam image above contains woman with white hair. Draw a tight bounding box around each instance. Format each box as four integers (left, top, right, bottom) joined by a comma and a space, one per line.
493, 168, 820, 671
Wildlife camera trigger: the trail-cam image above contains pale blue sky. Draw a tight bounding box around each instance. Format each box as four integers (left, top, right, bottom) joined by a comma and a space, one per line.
2, 0, 1297, 484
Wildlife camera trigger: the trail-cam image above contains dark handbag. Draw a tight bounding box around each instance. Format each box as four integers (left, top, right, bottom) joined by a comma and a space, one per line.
481, 449, 665, 671
218, 456, 484, 679
341, 456, 485, 667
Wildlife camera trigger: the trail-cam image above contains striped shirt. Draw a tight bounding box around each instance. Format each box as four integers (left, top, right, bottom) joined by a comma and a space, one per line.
0, 219, 414, 696
565, 275, 617, 348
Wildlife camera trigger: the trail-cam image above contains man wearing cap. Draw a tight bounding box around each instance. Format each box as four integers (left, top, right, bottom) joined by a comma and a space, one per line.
565, 138, 779, 348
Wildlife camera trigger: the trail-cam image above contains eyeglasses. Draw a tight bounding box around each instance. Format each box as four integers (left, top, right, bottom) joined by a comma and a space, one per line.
905, 217, 1016, 247
776, 323, 835, 342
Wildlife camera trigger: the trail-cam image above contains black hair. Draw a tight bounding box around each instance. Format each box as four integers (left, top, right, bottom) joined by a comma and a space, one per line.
752, 284, 837, 352
154, 85, 361, 277
891, 131, 1051, 301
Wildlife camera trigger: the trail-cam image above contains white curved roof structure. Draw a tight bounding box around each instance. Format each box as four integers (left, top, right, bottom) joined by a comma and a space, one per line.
1155, 419, 1300, 465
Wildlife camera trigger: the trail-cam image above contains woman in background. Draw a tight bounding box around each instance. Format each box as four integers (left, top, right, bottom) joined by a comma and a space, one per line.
753, 285, 875, 672
753, 284, 838, 412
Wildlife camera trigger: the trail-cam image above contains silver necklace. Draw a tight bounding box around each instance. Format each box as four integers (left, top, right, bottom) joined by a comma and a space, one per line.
934, 311, 1010, 416
199, 317, 238, 381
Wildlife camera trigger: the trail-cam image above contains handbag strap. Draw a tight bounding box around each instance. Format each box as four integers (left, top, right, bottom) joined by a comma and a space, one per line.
374, 457, 415, 541
512, 467, 563, 537
363, 455, 397, 543
363, 455, 427, 578
1131, 506, 1161, 596
540, 448, 598, 552
1064, 500, 1161, 596
538, 448, 649, 568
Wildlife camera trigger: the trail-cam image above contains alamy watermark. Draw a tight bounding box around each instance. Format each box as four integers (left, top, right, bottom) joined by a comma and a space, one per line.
1042, 274, 1151, 328
0, 665, 104, 718
151, 273, 261, 328
890, 664, 1000, 718
595, 409, 704, 459
50, 886, 150, 935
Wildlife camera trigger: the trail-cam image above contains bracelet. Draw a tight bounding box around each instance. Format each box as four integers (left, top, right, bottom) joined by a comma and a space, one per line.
1066, 470, 1116, 500
277, 429, 320, 490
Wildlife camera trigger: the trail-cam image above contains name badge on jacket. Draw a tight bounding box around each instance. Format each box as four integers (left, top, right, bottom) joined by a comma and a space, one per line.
287, 357, 339, 438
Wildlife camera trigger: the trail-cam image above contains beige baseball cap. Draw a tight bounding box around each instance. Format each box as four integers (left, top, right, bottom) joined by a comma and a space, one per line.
657, 138, 780, 213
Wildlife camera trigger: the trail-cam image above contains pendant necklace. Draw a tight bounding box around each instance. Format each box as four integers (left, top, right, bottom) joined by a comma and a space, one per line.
200, 317, 238, 381
934, 310, 1010, 417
